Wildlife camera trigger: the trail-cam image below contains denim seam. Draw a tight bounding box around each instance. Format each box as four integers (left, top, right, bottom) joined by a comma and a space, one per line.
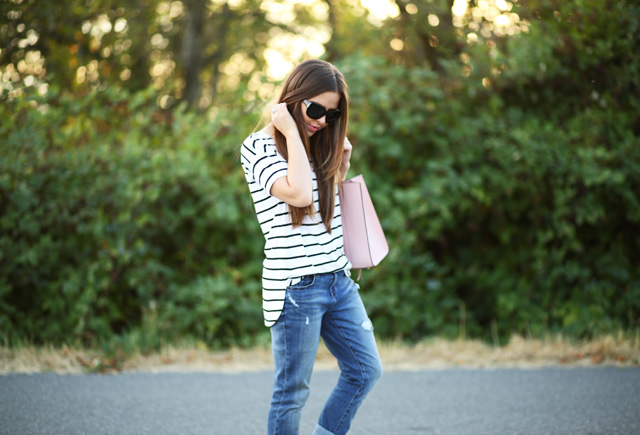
272, 310, 288, 435
325, 309, 366, 434
329, 272, 337, 300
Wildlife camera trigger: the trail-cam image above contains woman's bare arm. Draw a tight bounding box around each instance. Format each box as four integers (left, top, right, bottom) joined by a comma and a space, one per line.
269, 103, 313, 207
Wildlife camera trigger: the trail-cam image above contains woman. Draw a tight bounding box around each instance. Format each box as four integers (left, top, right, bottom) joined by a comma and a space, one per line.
240, 59, 382, 435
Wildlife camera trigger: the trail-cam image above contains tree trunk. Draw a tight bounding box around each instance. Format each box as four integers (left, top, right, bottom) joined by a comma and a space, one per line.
181, 0, 207, 107
323, 0, 341, 62
394, 0, 458, 73
394, 0, 427, 66
204, 3, 232, 103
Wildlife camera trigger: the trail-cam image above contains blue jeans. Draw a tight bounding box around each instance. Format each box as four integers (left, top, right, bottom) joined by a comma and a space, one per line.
268, 270, 383, 435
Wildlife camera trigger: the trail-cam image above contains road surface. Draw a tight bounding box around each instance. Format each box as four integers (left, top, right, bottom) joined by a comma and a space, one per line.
1, 367, 639, 434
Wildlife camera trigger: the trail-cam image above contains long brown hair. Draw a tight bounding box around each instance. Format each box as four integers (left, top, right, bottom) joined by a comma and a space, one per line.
273, 59, 349, 233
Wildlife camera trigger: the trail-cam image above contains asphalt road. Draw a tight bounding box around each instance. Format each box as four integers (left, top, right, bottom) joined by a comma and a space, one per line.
1, 367, 639, 435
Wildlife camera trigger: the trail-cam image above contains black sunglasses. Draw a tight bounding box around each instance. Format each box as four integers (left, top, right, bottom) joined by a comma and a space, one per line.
303, 99, 341, 122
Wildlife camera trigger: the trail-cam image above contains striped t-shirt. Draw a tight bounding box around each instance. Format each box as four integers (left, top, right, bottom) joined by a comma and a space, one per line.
240, 130, 351, 327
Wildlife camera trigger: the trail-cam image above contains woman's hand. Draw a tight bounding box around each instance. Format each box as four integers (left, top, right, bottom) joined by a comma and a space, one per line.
271, 103, 298, 139
339, 139, 352, 181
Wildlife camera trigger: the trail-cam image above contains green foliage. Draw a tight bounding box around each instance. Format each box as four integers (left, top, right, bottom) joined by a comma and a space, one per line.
339, 0, 640, 341
496, 0, 640, 120
0, 86, 264, 346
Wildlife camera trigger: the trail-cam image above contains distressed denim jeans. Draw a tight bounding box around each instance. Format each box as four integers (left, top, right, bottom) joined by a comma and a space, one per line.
268, 270, 383, 435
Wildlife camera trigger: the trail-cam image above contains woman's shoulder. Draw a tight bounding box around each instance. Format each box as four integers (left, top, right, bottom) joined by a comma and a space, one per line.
244, 129, 276, 146
242, 129, 282, 162
243, 129, 273, 150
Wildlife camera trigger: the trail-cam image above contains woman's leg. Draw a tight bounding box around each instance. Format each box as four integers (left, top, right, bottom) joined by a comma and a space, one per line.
268, 277, 329, 435
314, 272, 383, 435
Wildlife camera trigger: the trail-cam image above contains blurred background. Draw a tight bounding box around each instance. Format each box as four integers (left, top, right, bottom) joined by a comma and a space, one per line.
1, 0, 638, 354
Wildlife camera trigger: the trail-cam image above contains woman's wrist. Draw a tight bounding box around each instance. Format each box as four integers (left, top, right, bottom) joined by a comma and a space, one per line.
339, 162, 350, 181
282, 127, 302, 142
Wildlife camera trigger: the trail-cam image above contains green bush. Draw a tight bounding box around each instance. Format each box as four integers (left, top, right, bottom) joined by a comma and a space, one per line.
0, 86, 265, 346
339, 0, 640, 340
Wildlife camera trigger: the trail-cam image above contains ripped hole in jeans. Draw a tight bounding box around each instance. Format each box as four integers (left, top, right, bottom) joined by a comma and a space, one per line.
360, 319, 374, 331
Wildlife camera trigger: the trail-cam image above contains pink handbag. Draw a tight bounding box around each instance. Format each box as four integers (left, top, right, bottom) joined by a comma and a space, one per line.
338, 175, 389, 277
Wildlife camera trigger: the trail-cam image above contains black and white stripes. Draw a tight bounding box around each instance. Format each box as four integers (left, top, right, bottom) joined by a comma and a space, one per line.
241, 131, 351, 327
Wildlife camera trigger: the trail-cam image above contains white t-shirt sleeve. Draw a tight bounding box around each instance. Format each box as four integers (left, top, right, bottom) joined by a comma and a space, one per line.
241, 135, 288, 196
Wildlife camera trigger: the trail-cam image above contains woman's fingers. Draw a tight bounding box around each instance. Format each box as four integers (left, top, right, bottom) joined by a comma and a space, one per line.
271, 103, 297, 136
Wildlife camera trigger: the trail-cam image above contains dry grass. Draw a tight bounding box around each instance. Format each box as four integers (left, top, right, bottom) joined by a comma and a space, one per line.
2, 333, 639, 375
378, 332, 640, 370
